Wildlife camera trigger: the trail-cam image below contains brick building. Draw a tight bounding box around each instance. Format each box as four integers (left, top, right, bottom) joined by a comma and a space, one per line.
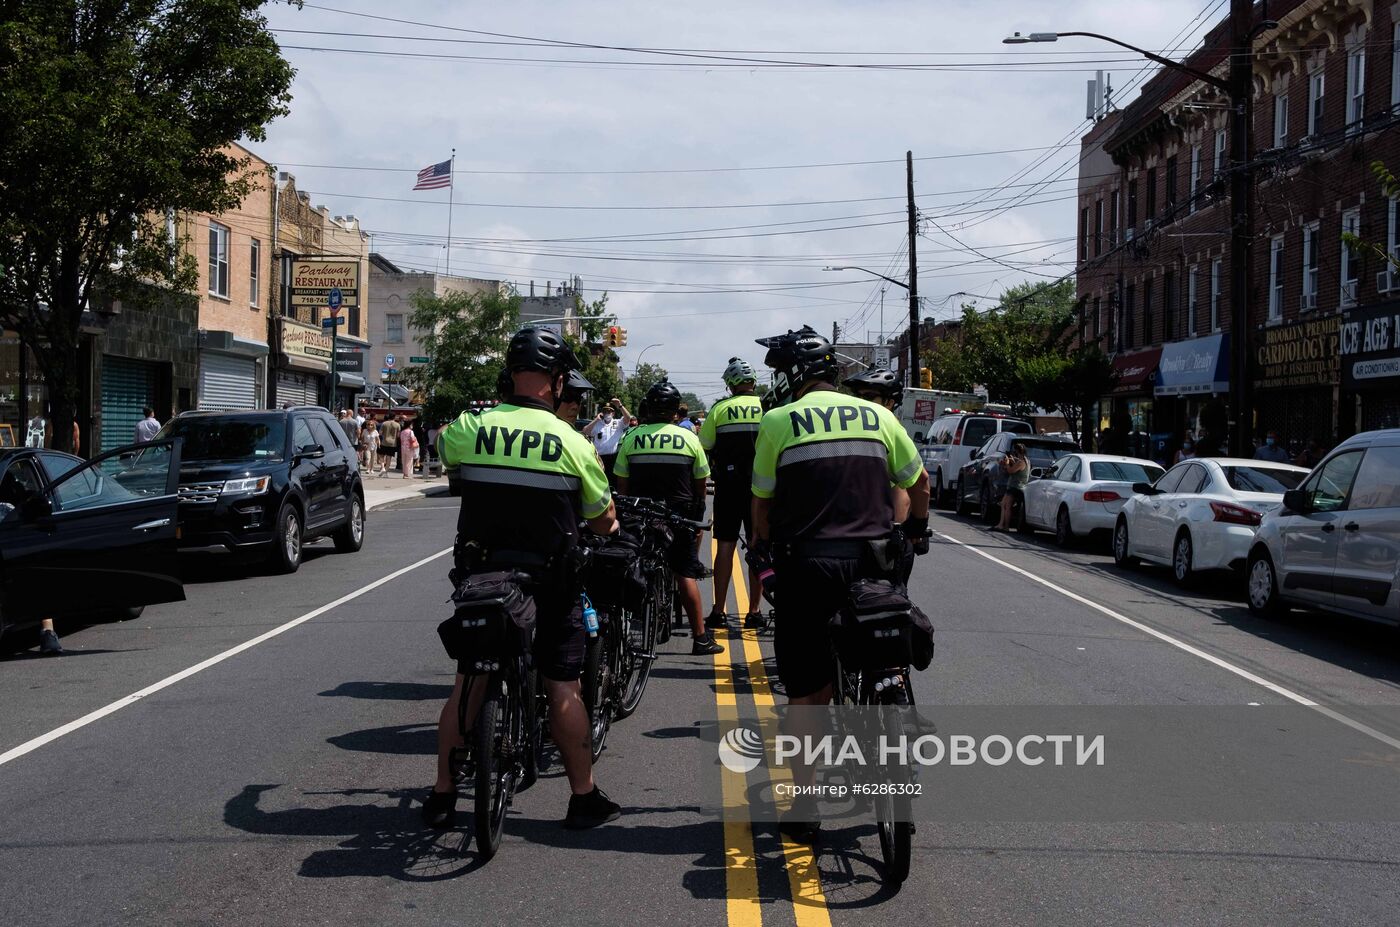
1076, 0, 1400, 462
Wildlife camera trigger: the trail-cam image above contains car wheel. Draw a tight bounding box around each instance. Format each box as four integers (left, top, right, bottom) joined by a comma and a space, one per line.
269, 502, 304, 574
1172, 532, 1195, 586
1054, 506, 1074, 547
933, 473, 947, 510
1247, 549, 1287, 619
955, 479, 971, 517
333, 492, 365, 553
979, 483, 997, 526
1112, 518, 1138, 568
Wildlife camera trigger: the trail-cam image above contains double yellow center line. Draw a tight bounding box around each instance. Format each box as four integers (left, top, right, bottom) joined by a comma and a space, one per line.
709, 541, 832, 927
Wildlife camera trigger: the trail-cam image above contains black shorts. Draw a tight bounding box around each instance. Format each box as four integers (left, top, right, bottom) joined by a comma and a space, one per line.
772, 555, 867, 699
667, 528, 707, 579
456, 588, 586, 683
711, 480, 752, 543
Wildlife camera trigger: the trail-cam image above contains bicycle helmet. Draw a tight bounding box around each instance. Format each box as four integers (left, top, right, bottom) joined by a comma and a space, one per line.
845, 366, 903, 408
640, 379, 682, 421
505, 326, 581, 375
755, 326, 838, 406
564, 369, 595, 393
722, 356, 757, 388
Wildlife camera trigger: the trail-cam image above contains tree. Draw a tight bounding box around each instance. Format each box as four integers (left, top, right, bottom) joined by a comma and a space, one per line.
1018, 347, 1117, 446
0, 1, 296, 451
403, 288, 519, 425
565, 293, 623, 417
622, 361, 669, 417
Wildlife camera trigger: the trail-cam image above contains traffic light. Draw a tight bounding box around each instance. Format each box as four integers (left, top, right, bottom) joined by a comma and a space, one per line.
920, 367, 933, 389
605, 325, 629, 347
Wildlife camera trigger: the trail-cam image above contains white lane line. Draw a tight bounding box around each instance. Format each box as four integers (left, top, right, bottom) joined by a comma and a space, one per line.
936, 531, 1400, 752
0, 547, 454, 769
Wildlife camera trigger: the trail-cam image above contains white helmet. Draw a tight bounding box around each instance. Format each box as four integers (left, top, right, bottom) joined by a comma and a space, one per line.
722, 356, 757, 387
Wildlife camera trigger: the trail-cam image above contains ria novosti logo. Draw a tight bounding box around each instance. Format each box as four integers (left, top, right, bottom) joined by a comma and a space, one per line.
717, 725, 765, 774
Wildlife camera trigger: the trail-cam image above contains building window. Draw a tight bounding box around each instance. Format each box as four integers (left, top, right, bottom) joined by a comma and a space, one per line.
1268, 235, 1285, 322
1145, 167, 1158, 222
207, 221, 229, 298
1340, 208, 1361, 306
1080, 206, 1089, 262
1094, 199, 1103, 257
348, 304, 360, 337
1165, 156, 1178, 211
1124, 284, 1135, 350
1109, 189, 1120, 242
1385, 198, 1399, 291
1307, 64, 1325, 137
1163, 270, 1176, 340
1093, 296, 1102, 340
1273, 94, 1289, 148
386, 313, 404, 343
1392, 22, 1400, 109
1302, 222, 1319, 308
1127, 178, 1139, 232
1214, 129, 1227, 174
1346, 44, 1366, 133
249, 239, 260, 307
1210, 258, 1222, 331
1187, 265, 1199, 336
1143, 277, 1154, 345
1189, 146, 1201, 212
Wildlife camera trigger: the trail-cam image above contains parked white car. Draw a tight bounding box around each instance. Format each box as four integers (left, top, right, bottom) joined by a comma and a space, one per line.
1021, 454, 1166, 546
1247, 429, 1400, 626
1112, 457, 1309, 584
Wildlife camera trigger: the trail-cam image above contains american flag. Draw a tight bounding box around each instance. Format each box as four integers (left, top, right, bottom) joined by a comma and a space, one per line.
413, 159, 452, 190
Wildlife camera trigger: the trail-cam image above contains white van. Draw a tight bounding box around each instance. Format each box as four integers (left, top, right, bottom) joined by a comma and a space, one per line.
921, 411, 1032, 508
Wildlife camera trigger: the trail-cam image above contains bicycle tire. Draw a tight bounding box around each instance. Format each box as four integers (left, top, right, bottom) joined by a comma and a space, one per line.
617, 603, 656, 718
654, 566, 674, 645
473, 680, 517, 861
874, 679, 913, 887
582, 633, 611, 761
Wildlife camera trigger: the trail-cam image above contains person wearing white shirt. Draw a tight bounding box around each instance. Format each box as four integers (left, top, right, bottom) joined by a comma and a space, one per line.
134, 408, 161, 443
584, 397, 631, 484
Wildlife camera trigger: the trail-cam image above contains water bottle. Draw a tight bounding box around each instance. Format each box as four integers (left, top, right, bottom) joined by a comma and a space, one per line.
581, 594, 599, 638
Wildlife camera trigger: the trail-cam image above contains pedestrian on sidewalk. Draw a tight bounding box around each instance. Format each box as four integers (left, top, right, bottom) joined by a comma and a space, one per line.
995, 442, 1029, 531
134, 407, 161, 443
1253, 430, 1291, 463
360, 419, 379, 472
380, 415, 401, 473
338, 410, 360, 450
400, 420, 418, 478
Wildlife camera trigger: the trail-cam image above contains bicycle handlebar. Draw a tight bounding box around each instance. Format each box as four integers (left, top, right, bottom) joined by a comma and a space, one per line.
613, 494, 711, 531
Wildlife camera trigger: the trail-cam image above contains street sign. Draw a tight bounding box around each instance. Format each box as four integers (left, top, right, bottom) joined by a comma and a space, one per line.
328, 287, 343, 314
384, 353, 396, 368
409, 355, 430, 364
320, 316, 347, 329
874, 347, 891, 367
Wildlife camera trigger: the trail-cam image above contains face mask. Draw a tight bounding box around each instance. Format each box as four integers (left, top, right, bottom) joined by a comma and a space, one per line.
1266, 437, 1276, 446
602, 411, 612, 422
1183, 443, 1193, 451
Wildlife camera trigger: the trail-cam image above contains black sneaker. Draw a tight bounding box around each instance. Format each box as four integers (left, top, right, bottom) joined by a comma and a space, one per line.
779, 797, 821, 844
691, 634, 724, 656
564, 786, 621, 829
420, 788, 457, 828
38, 629, 63, 656
742, 612, 766, 630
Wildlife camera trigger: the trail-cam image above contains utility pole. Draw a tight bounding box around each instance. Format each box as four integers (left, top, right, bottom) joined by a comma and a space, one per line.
1227, 0, 1255, 456
906, 151, 919, 386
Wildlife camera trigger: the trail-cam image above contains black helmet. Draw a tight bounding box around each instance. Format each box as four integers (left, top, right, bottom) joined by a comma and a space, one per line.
505, 326, 580, 375
641, 379, 682, 421
755, 326, 838, 406
564, 369, 595, 394
845, 366, 903, 407
495, 367, 514, 401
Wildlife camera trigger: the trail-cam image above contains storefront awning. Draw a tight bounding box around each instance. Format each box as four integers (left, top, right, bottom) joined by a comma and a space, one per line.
1156, 333, 1229, 397
336, 374, 366, 389
1110, 346, 1162, 396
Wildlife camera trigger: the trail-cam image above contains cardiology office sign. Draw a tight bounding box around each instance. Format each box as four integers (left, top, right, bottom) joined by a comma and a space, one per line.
1340, 302, 1400, 389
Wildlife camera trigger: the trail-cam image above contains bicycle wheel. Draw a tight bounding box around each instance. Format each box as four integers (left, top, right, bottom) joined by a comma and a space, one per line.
653, 565, 674, 645
617, 602, 656, 719
473, 678, 520, 861
873, 678, 913, 887
581, 627, 611, 761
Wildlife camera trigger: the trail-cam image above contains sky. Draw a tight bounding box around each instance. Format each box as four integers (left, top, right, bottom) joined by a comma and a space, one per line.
258, 0, 1222, 406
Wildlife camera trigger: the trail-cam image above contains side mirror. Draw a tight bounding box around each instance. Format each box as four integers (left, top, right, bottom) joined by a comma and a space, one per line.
1030, 468, 1047, 479
1282, 488, 1309, 514
969, 449, 981, 460
296, 444, 325, 461
1132, 482, 1156, 495
20, 494, 52, 520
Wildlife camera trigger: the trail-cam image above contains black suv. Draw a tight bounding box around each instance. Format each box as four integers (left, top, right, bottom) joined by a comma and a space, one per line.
158, 407, 365, 572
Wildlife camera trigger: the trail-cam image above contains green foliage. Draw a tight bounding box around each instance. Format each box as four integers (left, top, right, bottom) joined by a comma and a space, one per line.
563, 293, 623, 417
1346, 161, 1400, 270
403, 288, 520, 424
1017, 347, 1116, 443
622, 361, 669, 418
678, 392, 704, 414
0, 0, 296, 450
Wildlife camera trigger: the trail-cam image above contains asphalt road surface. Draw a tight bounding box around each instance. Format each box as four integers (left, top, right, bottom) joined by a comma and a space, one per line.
3, 495, 1400, 926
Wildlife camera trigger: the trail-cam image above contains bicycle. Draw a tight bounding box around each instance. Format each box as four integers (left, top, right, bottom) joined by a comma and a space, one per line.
578, 531, 646, 758
615, 495, 709, 649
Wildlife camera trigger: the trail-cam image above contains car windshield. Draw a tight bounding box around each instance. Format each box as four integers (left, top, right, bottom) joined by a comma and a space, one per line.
1091, 461, 1165, 483
1003, 420, 1033, 434
1023, 445, 1075, 467
1222, 465, 1305, 493
159, 416, 286, 462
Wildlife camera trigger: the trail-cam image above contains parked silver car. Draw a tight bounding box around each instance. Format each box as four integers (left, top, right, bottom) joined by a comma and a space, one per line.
1246, 429, 1400, 625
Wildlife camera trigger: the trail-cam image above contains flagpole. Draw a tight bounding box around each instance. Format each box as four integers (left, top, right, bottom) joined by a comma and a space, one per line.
445, 148, 455, 277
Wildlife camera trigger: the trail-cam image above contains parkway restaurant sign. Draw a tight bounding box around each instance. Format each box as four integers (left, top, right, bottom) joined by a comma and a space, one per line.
289, 258, 361, 308
1340, 301, 1400, 388
1255, 315, 1340, 391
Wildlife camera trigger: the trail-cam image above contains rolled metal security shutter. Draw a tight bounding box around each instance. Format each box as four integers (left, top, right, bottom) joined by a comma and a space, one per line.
276, 369, 320, 408
198, 353, 257, 411
100, 355, 159, 454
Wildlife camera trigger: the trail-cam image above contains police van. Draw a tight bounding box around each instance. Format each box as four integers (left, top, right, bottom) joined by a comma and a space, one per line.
921, 410, 1032, 509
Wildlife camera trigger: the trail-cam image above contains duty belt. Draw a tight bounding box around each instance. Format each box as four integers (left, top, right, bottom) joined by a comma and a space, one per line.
775, 538, 870, 560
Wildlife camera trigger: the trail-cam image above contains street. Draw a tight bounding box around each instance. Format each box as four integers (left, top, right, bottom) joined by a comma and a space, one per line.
4, 493, 1400, 927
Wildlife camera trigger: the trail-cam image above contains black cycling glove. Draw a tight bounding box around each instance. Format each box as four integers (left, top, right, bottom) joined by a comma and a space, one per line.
904, 515, 931, 556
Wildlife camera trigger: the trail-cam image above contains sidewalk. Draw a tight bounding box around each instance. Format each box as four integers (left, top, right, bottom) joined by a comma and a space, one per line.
361, 469, 449, 511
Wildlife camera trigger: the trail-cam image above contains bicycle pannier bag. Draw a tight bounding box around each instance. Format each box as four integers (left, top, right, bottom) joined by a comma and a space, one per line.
908, 602, 935, 671
832, 578, 914, 672
586, 533, 647, 611
437, 571, 536, 669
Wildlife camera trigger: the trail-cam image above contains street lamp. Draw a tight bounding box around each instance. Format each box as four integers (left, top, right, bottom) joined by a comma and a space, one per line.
1005, 5, 1276, 457
634, 343, 663, 374
823, 265, 909, 290
823, 266, 916, 382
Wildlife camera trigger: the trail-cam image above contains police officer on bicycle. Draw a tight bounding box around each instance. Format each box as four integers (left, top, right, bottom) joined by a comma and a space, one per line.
613, 379, 724, 656
748, 326, 931, 842
845, 365, 903, 413
425, 326, 622, 831
698, 357, 765, 631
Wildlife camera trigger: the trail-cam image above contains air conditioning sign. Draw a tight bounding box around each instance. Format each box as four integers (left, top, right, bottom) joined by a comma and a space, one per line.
1340, 303, 1400, 388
